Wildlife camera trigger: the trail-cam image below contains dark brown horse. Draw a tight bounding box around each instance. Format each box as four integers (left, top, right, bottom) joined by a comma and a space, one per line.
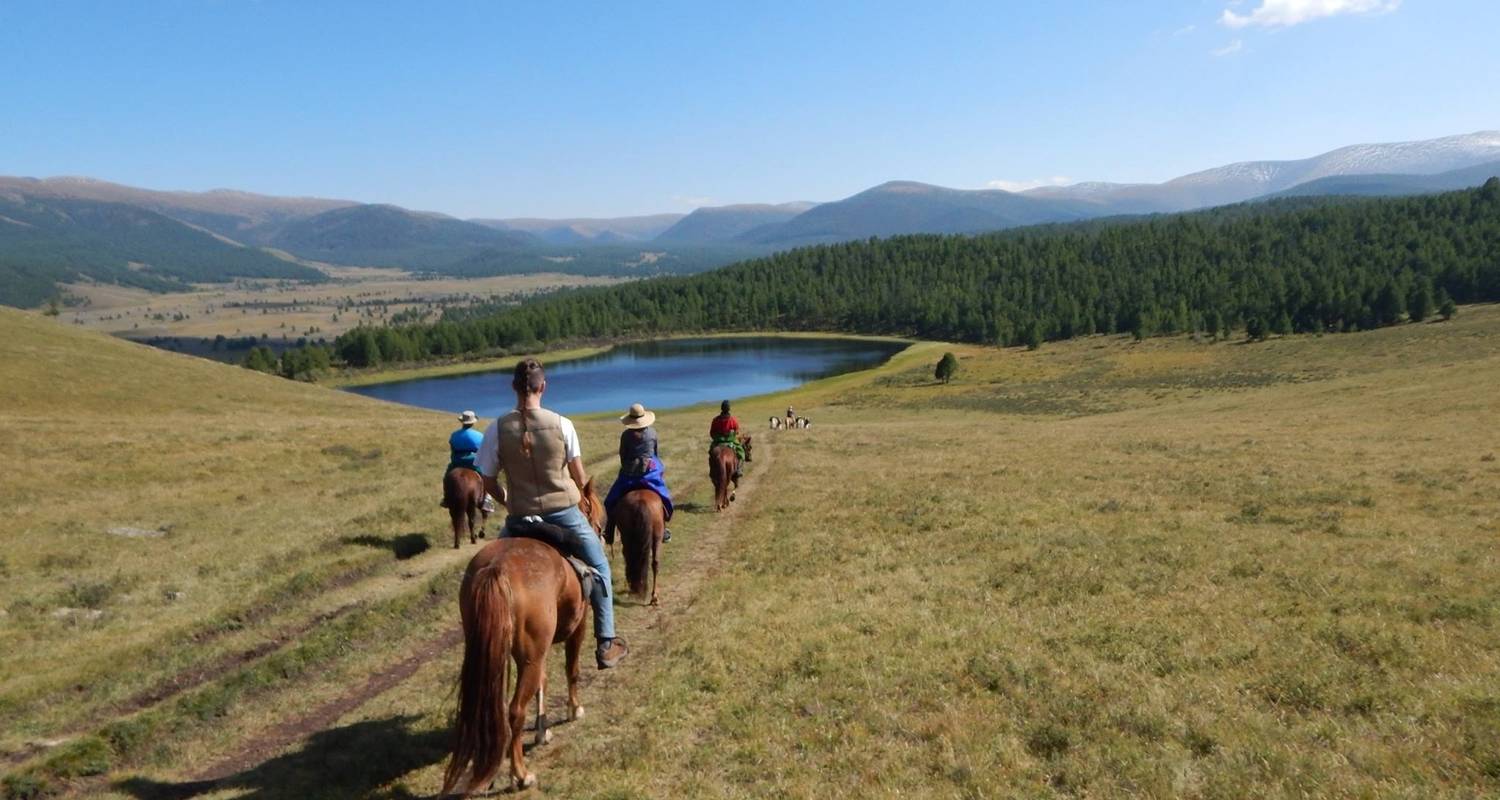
708, 434, 752, 511
616, 488, 666, 606
442, 480, 603, 795
443, 468, 489, 548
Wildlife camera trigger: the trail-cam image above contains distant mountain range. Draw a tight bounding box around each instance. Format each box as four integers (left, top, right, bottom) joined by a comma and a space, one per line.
655, 202, 818, 243
2, 130, 1499, 306
476, 214, 685, 244
1021, 130, 1500, 212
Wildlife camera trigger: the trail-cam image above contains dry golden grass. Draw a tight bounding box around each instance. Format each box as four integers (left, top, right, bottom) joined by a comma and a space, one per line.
3, 305, 1499, 799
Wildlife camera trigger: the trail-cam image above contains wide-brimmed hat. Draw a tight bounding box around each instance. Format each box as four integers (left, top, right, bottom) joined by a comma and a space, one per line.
457, 410, 479, 425
620, 402, 656, 429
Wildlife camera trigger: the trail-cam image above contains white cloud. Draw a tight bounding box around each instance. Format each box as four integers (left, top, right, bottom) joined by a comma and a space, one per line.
672, 194, 716, 209
985, 176, 1073, 193
1173, 24, 1198, 36
1220, 0, 1400, 29
1211, 39, 1245, 56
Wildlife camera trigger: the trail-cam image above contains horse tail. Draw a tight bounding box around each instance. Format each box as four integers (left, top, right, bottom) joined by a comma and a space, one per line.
443, 563, 512, 796
621, 494, 654, 595
444, 470, 468, 545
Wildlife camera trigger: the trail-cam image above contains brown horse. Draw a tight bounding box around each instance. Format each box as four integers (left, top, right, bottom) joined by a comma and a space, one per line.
443, 468, 489, 548
708, 434, 752, 511
616, 488, 666, 606
442, 480, 604, 795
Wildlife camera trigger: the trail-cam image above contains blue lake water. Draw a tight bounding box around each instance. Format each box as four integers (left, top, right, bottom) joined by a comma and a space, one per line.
344, 337, 907, 418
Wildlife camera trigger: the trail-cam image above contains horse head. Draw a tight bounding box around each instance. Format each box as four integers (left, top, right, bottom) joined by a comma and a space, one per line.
579, 478, 605, 534
741, 434, 753, 462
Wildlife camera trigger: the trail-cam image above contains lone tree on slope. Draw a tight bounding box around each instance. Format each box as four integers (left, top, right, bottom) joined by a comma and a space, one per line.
935, 352, 959, 384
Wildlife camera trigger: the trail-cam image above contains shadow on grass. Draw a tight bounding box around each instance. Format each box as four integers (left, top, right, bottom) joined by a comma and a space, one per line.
342, 533, 432, 560
114, 715, 448, 800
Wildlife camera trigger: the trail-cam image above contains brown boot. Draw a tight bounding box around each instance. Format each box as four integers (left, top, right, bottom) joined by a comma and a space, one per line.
596, 637, 628, 669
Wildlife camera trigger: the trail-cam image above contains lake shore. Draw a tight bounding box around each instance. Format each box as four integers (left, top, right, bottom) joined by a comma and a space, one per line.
323, 330, 915, 389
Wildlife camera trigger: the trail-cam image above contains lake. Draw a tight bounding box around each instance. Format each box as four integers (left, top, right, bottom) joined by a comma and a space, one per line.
344, 336, 908, 418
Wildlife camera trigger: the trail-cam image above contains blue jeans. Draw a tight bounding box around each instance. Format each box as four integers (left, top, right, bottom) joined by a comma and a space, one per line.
502, 505, 616, 641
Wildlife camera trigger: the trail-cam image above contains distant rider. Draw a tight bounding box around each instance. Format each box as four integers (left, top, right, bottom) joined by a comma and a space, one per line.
786, 405, 796, 427
442, 410, 495, 513
709, 400, 745, 482
603, 403, 674, 544
475, 358, 629, 669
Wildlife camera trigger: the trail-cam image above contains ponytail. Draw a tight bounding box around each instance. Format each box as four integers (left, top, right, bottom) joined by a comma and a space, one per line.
512, 359, 545, 458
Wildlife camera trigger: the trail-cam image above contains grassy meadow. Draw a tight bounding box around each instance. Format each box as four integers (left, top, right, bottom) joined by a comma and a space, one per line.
1, 304, 1498, 798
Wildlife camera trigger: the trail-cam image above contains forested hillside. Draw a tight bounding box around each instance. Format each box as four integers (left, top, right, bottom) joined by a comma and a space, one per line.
0, 195, 323, 307
322, 181, 1500, 368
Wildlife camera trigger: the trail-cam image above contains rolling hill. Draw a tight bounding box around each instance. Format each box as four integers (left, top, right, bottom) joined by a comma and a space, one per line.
0, 176, 357, 245
475, 214, 685, 244
653, 202, 818, 243
1025, 130, 1500, 212
1268, 159, 1500, 199
0, 194, 323, 307
267, 204, 537, 268
737, 182, 1094, 246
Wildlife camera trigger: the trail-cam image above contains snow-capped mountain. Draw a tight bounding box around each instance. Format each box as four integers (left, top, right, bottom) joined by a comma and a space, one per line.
1024, 131, 1500, 212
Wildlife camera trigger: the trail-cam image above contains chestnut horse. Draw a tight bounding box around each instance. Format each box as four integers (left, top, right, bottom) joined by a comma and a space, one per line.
616, 488, 666, 606
708, 434, 752, 511
443, 468, 489, 548
442, 480, 603, 795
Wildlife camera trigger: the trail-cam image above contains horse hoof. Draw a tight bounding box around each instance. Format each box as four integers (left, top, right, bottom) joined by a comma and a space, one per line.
570, 705, 584, 721
516, 772, 537, 790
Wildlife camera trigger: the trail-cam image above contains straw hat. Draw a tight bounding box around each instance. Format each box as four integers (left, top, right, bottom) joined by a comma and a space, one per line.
457, 410, 479, 425
620, 402, 656, 429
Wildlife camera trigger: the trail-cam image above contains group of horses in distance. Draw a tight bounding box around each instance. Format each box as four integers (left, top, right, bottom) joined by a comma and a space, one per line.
769, 414, 811, 429
439, 423, 760, 794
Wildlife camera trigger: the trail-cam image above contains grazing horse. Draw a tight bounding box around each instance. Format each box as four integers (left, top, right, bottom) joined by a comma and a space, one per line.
708, 434, 752, 511
442, 480, 604, 795
768, 415, 784, 430
616, 488, 666, 606
795, 416, 812, 429
443, 468, 489, 548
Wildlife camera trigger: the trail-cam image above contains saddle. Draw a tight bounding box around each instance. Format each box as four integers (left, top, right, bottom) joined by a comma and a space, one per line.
506, 517, 600, 599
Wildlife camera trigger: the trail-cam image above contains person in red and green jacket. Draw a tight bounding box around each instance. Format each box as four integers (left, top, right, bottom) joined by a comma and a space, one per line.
709, 400, 744, 481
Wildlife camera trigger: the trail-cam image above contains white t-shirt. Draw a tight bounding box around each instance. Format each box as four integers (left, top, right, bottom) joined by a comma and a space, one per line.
474, 410, 582, 478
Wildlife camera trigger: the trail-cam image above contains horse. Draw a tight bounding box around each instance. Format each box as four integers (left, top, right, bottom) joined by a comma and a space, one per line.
616, 488, 666, 606
443, 468, 489, 548
709, 434, 752, 511
768, 415, 784, 430
795, 416, 812, 429
442, 480, 604, 795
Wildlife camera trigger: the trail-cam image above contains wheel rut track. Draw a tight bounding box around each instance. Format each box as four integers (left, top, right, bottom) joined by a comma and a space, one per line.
163, 440, 777, 794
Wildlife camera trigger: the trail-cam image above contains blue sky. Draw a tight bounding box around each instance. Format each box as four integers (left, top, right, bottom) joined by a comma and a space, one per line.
1, 1, 1496, 218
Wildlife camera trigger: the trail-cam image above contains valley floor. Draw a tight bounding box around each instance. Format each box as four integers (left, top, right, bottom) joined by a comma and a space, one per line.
2, 305, 1498, 798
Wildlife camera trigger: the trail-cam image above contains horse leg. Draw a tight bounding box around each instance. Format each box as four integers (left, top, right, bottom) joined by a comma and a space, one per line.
448, 506, 464, 549
509, 659, 543, 789
467, 503, 480, 545
564, 620, 585, 721
534, 673, 551, 746
649, 531, 660, 607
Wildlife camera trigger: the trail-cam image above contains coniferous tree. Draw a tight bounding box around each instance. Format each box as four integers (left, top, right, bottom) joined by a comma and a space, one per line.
1437, 289, 1457, 321
935, 352, 959, 383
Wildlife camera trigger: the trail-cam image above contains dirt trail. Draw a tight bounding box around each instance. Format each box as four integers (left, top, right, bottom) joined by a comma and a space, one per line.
162, 441, 775, 791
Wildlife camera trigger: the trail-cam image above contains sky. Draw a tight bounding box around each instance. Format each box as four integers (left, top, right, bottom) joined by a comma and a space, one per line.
2, 0, 1497, 218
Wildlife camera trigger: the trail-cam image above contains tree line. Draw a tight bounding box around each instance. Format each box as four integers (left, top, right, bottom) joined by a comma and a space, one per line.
255, 180, 1500, 374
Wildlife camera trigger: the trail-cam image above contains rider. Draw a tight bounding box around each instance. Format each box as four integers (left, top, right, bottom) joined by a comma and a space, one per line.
475, 358, 628, 670
603, 402, 674, 544
786, 405, 796, 427
709, 399, 745, 482
442, 410, 495, 512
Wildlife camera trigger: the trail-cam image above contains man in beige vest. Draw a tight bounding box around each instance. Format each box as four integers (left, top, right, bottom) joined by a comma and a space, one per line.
475, 358, 628, 669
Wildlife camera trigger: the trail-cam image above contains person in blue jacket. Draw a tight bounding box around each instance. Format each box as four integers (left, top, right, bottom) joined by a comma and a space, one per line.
443, 410, 495, 512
